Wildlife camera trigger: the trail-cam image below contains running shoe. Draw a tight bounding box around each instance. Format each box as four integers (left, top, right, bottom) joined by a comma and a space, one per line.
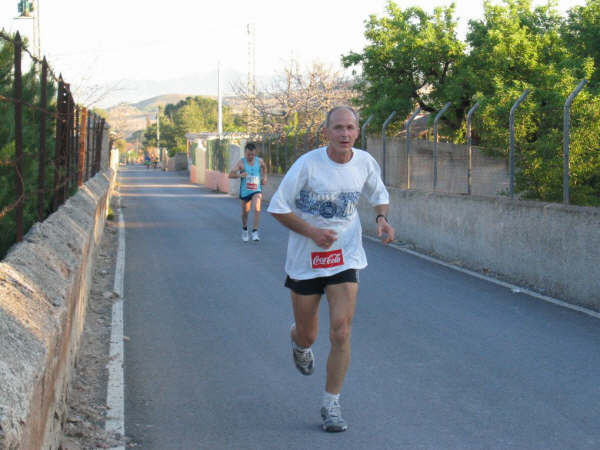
251, 230, 260, 241
242, 229, 249, 242
320, 399, 348, 432
290, 325, 314, 376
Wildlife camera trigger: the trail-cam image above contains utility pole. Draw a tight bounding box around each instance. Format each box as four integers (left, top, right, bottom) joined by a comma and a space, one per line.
217, 61, 223, 136
16, 0, 41, 59
33, 0, 40, 59
156, 107, 161, 160
247, 23, 256, 134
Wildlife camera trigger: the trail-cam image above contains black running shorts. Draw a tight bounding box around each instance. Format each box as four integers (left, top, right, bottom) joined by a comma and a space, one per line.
284, 269, 359, 295
240, 191, 261, 202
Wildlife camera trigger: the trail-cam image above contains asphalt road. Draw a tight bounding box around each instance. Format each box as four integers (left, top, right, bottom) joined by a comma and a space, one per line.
119, 166, 600, 450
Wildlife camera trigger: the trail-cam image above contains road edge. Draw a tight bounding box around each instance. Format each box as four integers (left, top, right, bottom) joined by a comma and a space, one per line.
106, 189, 126, 450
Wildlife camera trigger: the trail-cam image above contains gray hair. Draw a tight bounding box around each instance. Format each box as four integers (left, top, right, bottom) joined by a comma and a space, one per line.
325, 106, 359, 127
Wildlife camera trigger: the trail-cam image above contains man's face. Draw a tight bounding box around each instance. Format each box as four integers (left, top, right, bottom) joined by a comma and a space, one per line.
325, 109, 359, 152
245, 147, 256, 159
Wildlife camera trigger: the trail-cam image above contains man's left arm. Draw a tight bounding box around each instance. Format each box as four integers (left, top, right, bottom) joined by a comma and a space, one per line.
374, 204, 395, 244
260, 159, 268, 185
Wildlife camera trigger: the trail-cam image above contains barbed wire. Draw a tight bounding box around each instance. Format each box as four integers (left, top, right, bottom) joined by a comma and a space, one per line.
0, 28, 61, 82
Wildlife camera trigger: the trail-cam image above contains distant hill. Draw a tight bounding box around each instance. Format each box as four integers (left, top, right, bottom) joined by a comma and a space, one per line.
132, 94, 194, 113
97, 67, 269, 109
106, 93, 243, 141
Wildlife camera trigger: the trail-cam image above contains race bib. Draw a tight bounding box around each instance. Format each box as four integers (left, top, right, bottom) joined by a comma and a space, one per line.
311, 249, 344, 269
246, 176, 259, 191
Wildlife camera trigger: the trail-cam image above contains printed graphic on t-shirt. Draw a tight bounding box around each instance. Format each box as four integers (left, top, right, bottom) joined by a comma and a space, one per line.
311, 249, 344, 269
295, 191, 360, 219
246, 176, 259, 191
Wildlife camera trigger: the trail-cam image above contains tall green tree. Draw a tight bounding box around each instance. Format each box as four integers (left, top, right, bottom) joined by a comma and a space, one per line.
144, 96, 243, 155
563, 0, 600, 86
0, 36, 58, 257
465, 0, 598, 203
343, 0, 600, 205
342, 2, 465, 132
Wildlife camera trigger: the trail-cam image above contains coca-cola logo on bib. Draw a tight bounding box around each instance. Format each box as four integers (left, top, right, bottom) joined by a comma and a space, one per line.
311, 249, 344, 269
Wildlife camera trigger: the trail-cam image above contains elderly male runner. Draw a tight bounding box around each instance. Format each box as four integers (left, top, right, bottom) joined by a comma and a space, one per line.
268, 106, 395, 432
229, 142, 267, 242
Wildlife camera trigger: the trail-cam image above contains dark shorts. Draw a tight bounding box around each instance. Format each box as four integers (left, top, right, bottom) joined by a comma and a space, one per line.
284, 269, 359, 296
240, 191, 261, 202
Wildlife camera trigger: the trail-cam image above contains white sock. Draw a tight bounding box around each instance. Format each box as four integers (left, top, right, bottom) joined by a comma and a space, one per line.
291, 326, 310, 351
323, 391, 340, 408
292, 339, 310, 352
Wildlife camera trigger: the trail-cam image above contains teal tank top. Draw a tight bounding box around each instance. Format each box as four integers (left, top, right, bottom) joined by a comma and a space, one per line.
240, 157, 262, 198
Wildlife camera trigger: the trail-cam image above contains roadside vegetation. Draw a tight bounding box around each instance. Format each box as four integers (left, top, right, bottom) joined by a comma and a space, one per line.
342, 0, 600, 205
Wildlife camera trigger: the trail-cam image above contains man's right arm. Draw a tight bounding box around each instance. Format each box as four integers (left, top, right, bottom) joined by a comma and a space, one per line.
228, 160, 244, 179
270, 212, 338, 249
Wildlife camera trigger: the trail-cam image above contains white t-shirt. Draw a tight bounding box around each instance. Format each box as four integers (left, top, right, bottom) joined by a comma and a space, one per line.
267, 147, 389, 280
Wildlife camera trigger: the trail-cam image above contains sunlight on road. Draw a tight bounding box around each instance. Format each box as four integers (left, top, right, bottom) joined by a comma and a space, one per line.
119, 193, 226, 198
119, 184, 202, 189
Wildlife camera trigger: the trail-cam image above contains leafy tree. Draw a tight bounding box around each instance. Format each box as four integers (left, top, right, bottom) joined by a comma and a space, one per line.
143, 97, 243, 156
465, 0, 598, 204
342, 2, 465, 133
343, 0, 600, 205
563, 0, 600, 86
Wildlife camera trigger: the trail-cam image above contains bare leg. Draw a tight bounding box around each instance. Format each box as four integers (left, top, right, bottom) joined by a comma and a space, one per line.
252, 194, 262, 230
241, 200, 251, 228
290, 291, 321, 348
324, 282, 358, 394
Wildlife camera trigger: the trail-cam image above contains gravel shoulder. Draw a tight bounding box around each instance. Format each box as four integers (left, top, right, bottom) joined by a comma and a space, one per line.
60, 197, 128, 450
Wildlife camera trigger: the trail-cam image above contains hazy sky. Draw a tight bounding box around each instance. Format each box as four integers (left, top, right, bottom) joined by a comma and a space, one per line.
0, 0, 586, 96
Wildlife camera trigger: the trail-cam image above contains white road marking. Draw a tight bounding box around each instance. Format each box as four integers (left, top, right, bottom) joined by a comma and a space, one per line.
106, 191, 126, 450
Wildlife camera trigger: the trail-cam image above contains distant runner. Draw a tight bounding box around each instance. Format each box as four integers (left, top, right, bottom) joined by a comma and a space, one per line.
268, 106, 395, 432
229, 142, 267, 242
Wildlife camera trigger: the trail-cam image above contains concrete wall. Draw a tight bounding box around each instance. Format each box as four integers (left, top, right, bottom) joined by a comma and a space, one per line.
205, 170, 230, 193
189, 145, 206, 185
227, 144, 244, 197
260, 176, 600, 312
189, 141, 245, 196
194, 135, 597, 310
165, 153, 188, 171
0, 169, 116, 449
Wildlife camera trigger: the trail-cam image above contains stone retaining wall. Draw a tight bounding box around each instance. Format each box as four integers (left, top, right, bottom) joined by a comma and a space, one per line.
0, 170, 116, 449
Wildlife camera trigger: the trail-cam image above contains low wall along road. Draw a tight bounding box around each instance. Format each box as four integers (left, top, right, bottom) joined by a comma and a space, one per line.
0, 170, 116, 449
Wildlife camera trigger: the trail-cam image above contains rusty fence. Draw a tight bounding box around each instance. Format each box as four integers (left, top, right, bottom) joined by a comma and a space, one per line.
244, 80, 596, 206
0, 31, 108, 258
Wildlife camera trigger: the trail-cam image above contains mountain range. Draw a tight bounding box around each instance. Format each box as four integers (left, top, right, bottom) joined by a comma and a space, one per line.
99, 68, 268, 109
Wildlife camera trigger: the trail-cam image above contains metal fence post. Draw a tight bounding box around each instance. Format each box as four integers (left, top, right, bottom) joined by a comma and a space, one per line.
433, 103, 451, 191
94, 118, 105, 174
78, 107, 87, 186
285, 131, 291, 171
563, 79, 587, 204
64, 84, 73, 197
304, 125, 312, 153
381, 111, 397, 186
85, 113, 91, 181
466, 101, 480, 195
38, 56, 48, 220
14, 32, 24, 241
405, 108, 421, 189
53, 76, 65, 209
361, 114, 374, 150
316, 121, 325, 148
293, 130, 299, 162
509, 90, 530, 198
